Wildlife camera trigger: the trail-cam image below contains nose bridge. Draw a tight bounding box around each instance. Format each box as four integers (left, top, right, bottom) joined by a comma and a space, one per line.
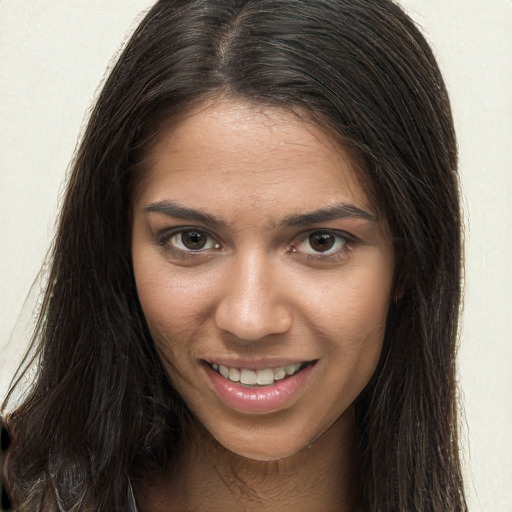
215, 250, 292, 341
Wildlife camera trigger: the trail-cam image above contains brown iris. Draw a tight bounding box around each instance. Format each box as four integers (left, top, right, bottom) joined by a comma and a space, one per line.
181, 231, 207, 250
309, 231, 336, 252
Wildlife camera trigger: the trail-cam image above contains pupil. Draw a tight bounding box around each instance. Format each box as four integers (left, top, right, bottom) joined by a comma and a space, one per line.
181, 231, 206, 250
309, 232, 335, 252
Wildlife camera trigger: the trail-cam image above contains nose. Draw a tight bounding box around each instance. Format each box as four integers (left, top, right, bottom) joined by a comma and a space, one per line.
214, 253, 293, 342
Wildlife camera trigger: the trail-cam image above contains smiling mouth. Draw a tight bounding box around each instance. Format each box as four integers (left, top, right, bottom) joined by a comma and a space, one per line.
207, 361, 314, 387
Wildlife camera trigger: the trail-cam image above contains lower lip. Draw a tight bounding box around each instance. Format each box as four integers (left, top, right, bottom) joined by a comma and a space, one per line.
204, 362, 315, 413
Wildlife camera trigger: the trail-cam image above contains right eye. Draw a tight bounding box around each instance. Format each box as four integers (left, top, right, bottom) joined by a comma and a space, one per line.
163, 229, 221, 253
288, 229, 353, 262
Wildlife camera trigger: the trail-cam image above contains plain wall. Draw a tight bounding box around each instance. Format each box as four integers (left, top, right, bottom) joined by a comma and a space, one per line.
1, 1, 511, 510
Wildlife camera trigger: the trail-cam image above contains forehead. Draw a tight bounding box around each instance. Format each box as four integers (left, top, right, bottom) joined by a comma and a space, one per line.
133, 99, 373, 219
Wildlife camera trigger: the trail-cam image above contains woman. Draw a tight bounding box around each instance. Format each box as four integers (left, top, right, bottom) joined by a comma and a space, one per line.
2, 0, 467, 510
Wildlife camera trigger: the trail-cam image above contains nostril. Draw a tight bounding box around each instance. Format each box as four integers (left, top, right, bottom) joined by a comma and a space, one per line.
215, 301, 293, 342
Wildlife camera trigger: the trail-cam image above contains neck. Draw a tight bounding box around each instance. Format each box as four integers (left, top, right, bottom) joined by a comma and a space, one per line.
136, 409, 359, 512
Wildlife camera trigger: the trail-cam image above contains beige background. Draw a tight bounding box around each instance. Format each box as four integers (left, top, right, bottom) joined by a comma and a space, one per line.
1, 1, 511, 510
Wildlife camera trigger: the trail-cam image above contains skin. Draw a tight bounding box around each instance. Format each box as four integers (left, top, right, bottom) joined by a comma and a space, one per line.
131, 99, 394, 511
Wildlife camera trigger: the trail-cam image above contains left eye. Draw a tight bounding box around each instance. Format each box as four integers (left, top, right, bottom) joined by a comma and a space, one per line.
294, 230, 348, 256
169, 230, 219, 251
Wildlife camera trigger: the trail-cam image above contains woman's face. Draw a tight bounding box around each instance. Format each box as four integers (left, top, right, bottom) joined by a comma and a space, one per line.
131, 99, 394, 460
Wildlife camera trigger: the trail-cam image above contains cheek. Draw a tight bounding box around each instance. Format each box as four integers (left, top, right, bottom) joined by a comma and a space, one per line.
307, 263, 391, 341
311, 263, 391, 390
133, 260, 217, 345
133, 265, 211, 388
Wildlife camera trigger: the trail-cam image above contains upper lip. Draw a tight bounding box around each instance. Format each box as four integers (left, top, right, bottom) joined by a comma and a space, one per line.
203, 358, 316, 370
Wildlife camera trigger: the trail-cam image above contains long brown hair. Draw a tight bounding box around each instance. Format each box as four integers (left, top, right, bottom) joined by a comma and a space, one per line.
2, 1, 466, 510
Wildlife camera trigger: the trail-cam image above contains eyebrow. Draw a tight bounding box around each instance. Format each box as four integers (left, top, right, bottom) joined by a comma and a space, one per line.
280, 203, 377, 227
143, 201, 227, 229
143, 200, 377, 228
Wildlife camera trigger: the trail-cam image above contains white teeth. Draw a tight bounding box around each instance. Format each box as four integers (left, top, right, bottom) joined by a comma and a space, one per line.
273, 367, 286, 381
228, 367, 240, 382
256, 368, 274, 385
219, 364, 229, 378
240, 369, 258, 385
285, 363, 301, 376
211, 361, 307, 386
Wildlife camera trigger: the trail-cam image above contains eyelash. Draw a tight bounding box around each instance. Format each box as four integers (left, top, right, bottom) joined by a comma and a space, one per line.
157, 227, 221, 260
156, 227, 355, 262
288, 229, 354, 261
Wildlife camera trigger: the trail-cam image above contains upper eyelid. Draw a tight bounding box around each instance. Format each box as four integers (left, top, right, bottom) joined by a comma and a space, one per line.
157, 225, 218, 240
295, 228, 356, 242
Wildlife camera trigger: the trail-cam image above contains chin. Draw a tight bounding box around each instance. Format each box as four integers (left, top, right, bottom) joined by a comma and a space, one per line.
221, 438, 306, 462
206, 417, 340, 463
